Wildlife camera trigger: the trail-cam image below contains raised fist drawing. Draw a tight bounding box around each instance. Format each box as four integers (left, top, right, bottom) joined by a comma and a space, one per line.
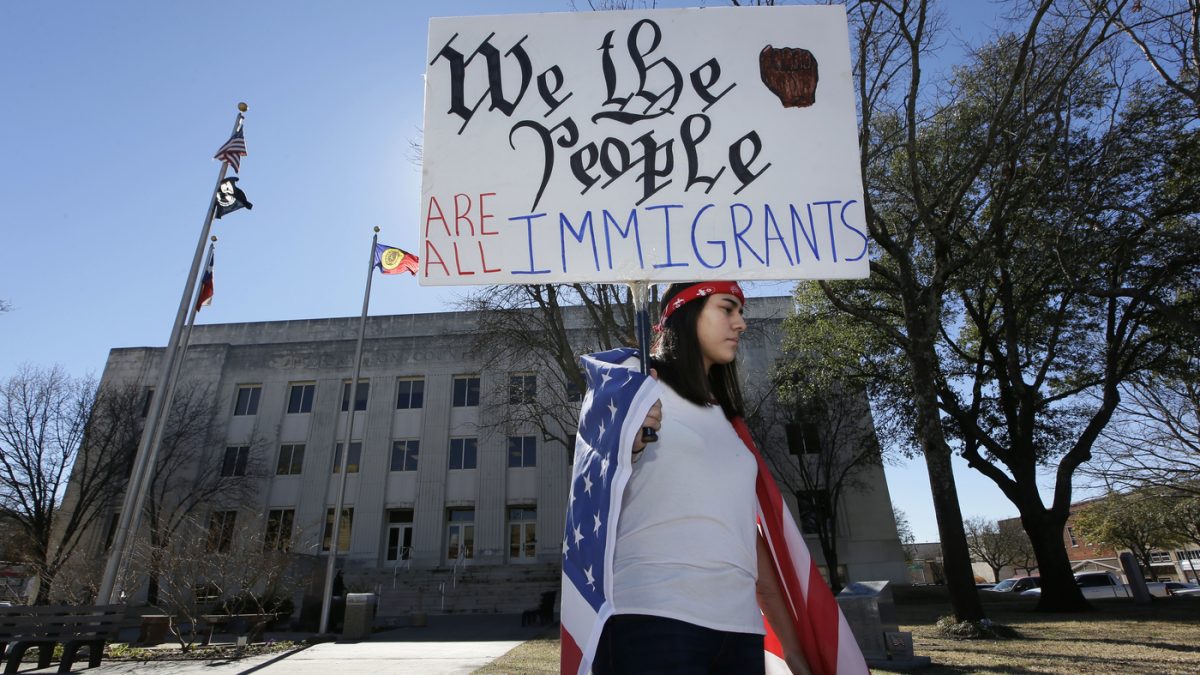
759, 45, 819, 108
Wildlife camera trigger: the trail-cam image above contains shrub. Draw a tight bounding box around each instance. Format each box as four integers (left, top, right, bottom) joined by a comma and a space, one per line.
935, 615, 1021, 640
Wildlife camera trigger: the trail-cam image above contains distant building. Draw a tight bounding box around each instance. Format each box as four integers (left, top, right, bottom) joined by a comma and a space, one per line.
1060, 500, 1197, 583
0, 563, 36, 605
907, 542, 944, 585
991, 500, 1200, 584
62, 298, 907, 612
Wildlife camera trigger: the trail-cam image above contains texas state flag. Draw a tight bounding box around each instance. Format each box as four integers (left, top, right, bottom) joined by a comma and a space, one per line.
194, 246, 214, 312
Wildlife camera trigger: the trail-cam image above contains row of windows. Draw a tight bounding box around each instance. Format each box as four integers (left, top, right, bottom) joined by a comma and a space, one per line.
231, 378, 440, 416
143, 373, 586, 421
188, 506, 537, 562
230, 372, 585, 418
218, 435, 542, 477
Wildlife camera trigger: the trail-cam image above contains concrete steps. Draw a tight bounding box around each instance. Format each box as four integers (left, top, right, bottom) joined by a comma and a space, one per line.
346, 563, 560, 616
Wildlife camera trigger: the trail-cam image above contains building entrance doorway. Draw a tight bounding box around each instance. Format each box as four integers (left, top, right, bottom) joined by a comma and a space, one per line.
386, 509, 413, 563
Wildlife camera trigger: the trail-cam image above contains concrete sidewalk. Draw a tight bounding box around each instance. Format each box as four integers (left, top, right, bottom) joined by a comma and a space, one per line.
18, 614, 548, 675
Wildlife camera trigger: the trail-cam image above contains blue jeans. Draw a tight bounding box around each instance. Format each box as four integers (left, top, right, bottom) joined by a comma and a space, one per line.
591, 614, 765, 675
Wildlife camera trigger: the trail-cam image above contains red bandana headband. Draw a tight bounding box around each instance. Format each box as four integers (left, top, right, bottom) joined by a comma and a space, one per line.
654, 282, 746, 332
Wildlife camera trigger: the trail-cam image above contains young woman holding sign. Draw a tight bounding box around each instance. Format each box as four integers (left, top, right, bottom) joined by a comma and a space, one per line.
590, 281, 816, 675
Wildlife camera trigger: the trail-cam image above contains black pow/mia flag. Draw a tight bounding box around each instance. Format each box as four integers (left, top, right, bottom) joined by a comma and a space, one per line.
215, 177, 253, 219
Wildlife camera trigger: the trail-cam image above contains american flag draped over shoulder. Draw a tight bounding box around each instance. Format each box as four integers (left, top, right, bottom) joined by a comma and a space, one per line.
560, 348, 660, 675
561, 348, 868, 675
733, 417, 870, 675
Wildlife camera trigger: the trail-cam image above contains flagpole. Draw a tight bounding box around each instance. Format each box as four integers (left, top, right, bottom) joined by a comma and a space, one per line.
157, 238, 214, 411
98, 105, 246, 604
629, 281, 658, 444
112, 237, 213, 585
319, 227, 379, 635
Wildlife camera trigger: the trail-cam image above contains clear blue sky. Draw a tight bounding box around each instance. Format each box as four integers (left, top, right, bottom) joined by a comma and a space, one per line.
0, 0, 1053, 542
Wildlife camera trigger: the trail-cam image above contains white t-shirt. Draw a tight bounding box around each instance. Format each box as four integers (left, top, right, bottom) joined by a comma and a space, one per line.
611, 381, 764, 635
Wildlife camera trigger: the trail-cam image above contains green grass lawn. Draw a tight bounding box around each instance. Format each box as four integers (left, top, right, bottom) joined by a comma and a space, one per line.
475, 591, 1200, 674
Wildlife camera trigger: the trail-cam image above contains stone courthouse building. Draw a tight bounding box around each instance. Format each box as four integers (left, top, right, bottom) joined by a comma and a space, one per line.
67, 296, 906, 612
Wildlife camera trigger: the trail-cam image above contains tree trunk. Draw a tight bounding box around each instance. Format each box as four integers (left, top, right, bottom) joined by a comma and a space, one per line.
34, 576, 52, 605
991, 566, 1002, 583
1023, 510, 1091, 612
824, 536, 844, 594
908, 329, 986, 622
924, 446, 986, 620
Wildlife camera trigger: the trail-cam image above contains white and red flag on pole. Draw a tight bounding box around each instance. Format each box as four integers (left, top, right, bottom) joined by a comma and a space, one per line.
194, 244, 214, 312
561, 348, 868, 675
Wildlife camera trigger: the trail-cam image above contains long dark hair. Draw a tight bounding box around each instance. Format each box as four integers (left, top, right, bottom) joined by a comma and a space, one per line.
650, 282, 745, 420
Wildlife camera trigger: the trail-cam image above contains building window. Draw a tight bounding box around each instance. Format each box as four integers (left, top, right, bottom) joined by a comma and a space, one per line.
509, 374, 537, 404
567, 434, 577, 467
140, 387, 155, 417
452, 376, 480, 407
396, 378, 425, 409
509, 506, 537, 561
449, 438, 478, 470
797, 489, 831, 535
323, 507, 354, 552
264, 508, 295, 552
195, 584, 221, 603
234, 385, 262, 416
207, 510, 237, 553
1150, 550, 1173, 564
447, 509, 475, 560
276, 444, 305, 475
817, 564, 850, 586
333, 442, 362, 473
222, 446, 250, 477
566, 376, 583, 403
1067, 526, 1079, 547
386, 510, 414, 562
287, 383, 315, 414
340, 381, 369, 412
785, 422, 822, 455
103, 513, 120, 551
508, 435, 537, 468
390, 440, 420, 472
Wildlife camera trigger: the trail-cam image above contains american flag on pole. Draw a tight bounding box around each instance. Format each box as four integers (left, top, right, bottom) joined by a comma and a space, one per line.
213, 114, 247, 172
561, 348, 868, 675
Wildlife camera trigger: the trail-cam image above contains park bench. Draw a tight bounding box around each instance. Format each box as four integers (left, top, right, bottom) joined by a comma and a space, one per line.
0, 604, 125, 674
198, 613, 278, 646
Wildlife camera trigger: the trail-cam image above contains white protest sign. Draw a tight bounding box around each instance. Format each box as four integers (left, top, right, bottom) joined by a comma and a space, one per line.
419, 6, 867, 285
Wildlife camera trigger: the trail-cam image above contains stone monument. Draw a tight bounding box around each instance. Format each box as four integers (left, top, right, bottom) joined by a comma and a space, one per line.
837, 580, 931, 670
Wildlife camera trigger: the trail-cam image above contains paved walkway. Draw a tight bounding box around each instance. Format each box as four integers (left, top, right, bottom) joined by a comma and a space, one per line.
18, 615, 547, 675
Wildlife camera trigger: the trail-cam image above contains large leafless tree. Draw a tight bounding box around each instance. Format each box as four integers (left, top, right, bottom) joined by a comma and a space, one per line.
1083, 362, 1200, 495
0, 367, 140, 603
462, 283, 637, 451
746, 377, 884, 592
1095, 0, 1200, 116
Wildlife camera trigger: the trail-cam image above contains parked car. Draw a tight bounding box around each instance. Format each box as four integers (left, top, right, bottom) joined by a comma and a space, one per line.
976, 583, 996, 591
986, 576, 1041, 593
1020, 572, 1173, 599
1164, 582, 1200, 597
1076, 572, 1133, 598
